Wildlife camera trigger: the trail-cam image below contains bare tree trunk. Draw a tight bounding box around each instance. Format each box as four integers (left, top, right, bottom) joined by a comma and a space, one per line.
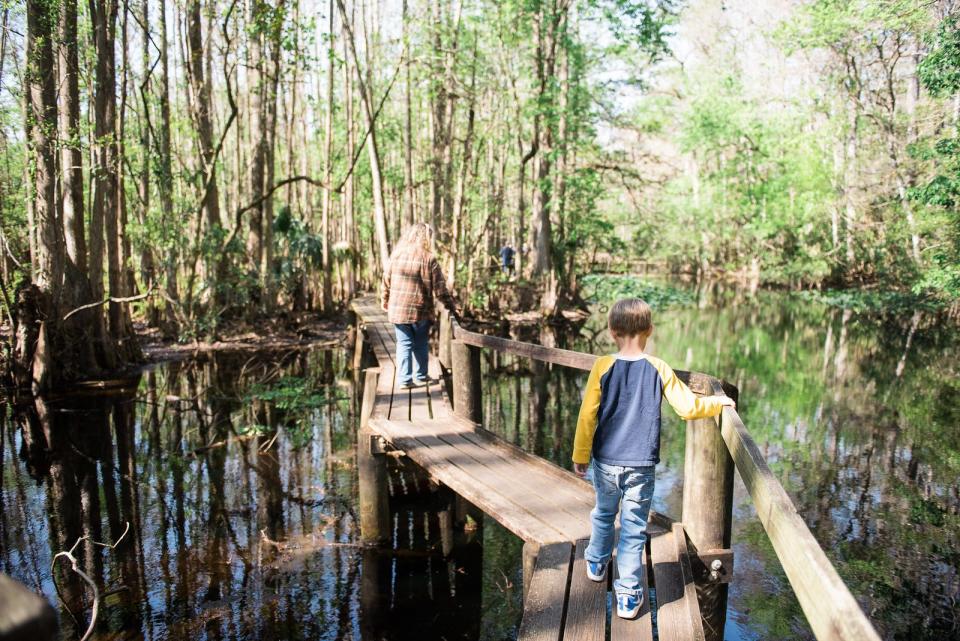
89, 0, 123, 366
247, 0, 266, 286
138, 0, 158, 324
185, 0, 224, 307
59, 0, 86, 274
320, 0, 335, 311
23, 0, 61, 389
343, 28, 356, 296
402, 0, 415, 228
449, 40, 477, 287
336, 0, 390, 271
262, 2, 285, 304
158, 0, 179, 329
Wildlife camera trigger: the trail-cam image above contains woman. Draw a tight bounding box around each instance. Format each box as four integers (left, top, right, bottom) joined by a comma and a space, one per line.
381, 223, 459, 389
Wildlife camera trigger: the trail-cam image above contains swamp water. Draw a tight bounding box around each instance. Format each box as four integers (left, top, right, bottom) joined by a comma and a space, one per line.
2, 283, 959, 640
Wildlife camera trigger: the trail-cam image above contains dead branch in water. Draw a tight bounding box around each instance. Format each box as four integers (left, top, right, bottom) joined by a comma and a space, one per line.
50, 522, 130, 641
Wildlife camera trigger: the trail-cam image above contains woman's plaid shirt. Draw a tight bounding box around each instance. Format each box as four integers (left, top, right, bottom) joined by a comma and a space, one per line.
381, 249, 455, 324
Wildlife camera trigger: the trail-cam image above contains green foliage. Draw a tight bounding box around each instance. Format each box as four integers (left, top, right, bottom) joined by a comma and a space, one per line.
244, 375, 343, 410
579, 273, 694, 309
911, 16, 960, 300
793, 288, 945, 313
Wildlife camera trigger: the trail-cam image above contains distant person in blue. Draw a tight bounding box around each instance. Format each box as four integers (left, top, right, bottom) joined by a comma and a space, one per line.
499, 244, 515, 276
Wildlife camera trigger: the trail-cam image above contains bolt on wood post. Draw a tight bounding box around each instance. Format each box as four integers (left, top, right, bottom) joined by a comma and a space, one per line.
451, 339, 482, 423
682, 381, 736, 641
358, 367, 390, 545
438, 309, 453, 370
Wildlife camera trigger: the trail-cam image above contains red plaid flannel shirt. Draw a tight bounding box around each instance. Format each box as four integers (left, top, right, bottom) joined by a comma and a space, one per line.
381, 249, 456, 324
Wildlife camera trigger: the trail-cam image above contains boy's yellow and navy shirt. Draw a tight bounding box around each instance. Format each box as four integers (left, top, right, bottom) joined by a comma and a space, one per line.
572, 354, 726, 467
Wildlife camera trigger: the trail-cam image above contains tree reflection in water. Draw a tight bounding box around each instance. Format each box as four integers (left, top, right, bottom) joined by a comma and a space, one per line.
1, 349, 522, 641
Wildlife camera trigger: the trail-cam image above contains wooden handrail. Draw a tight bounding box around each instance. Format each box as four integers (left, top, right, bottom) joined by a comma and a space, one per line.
446, 312, 880, 641
708, 378, 881, 641
450, 318, 740, 400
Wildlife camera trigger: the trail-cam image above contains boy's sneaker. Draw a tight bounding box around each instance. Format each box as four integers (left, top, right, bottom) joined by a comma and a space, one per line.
586, 560, 607, 582
616, 592, 643, 619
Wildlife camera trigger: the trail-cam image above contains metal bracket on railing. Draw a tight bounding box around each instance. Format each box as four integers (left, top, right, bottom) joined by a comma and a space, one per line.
690, 548, 734, 584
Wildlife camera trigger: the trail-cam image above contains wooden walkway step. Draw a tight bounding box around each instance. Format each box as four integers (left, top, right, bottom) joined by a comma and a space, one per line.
517, 526, 705, 641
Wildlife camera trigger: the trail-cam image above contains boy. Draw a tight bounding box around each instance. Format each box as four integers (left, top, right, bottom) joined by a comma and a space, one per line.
572, 298, 735, 619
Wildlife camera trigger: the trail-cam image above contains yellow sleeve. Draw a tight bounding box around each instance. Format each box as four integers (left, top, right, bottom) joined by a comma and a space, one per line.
572, 356, 615, 464
648, 356, 725, 420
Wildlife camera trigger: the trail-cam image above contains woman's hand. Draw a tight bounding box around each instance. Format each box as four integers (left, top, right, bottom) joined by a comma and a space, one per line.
574, 462, 589, 478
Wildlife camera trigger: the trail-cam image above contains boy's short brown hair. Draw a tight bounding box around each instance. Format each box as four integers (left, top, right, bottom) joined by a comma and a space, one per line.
608, 298, 653, 337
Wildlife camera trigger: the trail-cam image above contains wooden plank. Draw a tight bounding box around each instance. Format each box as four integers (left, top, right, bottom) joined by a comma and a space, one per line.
432, 431, 591, 541
369, 418, 568, 544
611, 546, 654, 641
674, 524, 706, 641
518, 543, 574, 641
563, 539, 606, 641
712, 393, 883, 641
650, 526, 704, 641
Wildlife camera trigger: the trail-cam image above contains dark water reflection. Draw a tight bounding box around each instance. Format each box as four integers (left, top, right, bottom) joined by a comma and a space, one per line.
1, 350, 523, 641
480, 284, 960, 641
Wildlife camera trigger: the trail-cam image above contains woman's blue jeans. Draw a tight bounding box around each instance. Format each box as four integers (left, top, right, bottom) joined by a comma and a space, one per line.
584, 460, 656, 596
394, 320, 430, 385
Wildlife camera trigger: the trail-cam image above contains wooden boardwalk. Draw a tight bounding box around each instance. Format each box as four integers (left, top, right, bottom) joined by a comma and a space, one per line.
353, 297, 708, 641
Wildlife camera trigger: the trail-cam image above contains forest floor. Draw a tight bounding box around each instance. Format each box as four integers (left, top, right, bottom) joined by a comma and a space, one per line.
138, 313, 349, 362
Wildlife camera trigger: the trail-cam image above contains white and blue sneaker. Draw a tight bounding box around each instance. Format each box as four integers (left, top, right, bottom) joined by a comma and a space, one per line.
586, 560, 607, 582
616, 592, 643, 619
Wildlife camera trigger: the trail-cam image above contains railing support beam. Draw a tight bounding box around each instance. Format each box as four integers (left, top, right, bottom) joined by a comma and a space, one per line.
451, 339, 482, 423
358, 367, 390, 545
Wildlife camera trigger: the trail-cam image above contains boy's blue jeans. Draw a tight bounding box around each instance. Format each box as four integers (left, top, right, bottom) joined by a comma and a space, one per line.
584, 460, 656, 596
394, 320, 430, 385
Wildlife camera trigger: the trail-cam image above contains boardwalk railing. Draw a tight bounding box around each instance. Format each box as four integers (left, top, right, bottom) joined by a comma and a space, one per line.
440, 311, 881, 641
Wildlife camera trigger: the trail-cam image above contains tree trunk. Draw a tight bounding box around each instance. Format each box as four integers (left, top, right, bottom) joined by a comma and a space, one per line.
59, 0, 86, 274
158, 0, 179, 330
402, 0, 415, 228
320, 0, 335, 312
186, 0, 224, 308
247, 0, 267, 288
336, 0, 390, 271
343, 27, 356, 296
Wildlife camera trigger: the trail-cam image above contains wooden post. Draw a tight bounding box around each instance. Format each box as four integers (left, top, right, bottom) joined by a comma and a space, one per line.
682, 383, 736, 641
358, 368, 390, 545
438, 308, 453, 369
451, 339, 482, 423
522, 541, 540, 601
353, 323, 366, 370
681, 415, 734, 551
0, 574, 58, 641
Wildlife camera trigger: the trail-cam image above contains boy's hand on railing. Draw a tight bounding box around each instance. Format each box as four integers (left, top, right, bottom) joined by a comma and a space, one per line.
718, 396, 736, 409
573, 462, 588, 479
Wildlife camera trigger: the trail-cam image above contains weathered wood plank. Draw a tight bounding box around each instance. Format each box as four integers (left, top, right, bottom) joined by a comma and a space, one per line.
611, 546, 654, 641
651, 526, 700, 641
518, 542, 574, 641
674, 524, 706, 641
564, 539, 606, 641
370, 418, 568, 544
713, 390, 882, 641
433, 431, 591, 541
